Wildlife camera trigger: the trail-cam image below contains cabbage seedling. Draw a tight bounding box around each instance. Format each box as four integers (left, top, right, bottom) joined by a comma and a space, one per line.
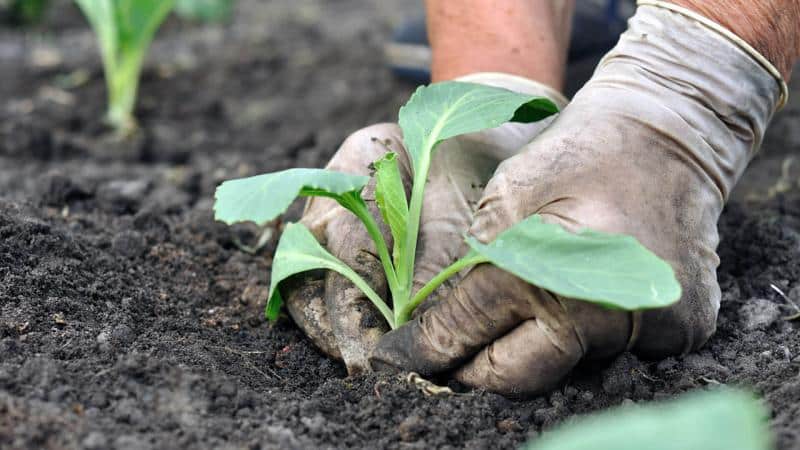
526, 389, 770, 450
214, 81, 681, 329
74, 0, 175, 132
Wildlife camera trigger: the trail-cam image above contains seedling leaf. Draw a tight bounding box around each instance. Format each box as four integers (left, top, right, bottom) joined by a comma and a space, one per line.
75, 0, 175, 131
466, 215, 682, 310
398, 81, 558, 176
373, 152, 408, 260
395, 81, 559, 304
214, 168, 370, 226
526, 389, 770, 450
267, 223, 393, 326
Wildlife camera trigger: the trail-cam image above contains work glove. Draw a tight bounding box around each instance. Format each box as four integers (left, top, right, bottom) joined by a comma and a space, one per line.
283, 73, 568, 373
370, 3, 786, 395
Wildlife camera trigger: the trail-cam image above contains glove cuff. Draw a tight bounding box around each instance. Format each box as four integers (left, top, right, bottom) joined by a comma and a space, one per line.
591, 5, 782, 198
636, 0, 788, 110
455, 72, 569, 109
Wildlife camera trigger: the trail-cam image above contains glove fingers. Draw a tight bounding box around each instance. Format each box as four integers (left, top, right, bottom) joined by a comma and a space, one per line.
284, 124, 406, 368
371, 265, 539, 376
453, 317, 582, 397
284, 274, 340, 359
324, 210, 391, 374
319, 125, 414, 373
323, 164, 399, 373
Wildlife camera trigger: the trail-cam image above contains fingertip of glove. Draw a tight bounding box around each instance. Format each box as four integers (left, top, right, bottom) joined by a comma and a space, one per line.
369, 323, 437, 377
368, 328, 411, 373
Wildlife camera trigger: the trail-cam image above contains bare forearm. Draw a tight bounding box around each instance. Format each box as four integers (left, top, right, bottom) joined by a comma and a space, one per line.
670, 0, 800, 78
425, 0, 574, 89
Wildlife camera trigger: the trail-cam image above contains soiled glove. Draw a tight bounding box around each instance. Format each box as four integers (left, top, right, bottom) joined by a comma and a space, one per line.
370, 4, 785, 395
284, 74, 568, 373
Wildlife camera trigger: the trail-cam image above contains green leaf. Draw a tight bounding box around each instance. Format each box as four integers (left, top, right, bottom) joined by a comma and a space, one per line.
214, 168, 370, 226
398, 81, 558, 176
74, 0, 175, 130
526, 389, 771, 450
174, 0, 232, 22
6, 0, 50, 25
373, 152, 408, 261
465, 215, 681, 310
267, 223, 394, 327
395, 81, 559, 300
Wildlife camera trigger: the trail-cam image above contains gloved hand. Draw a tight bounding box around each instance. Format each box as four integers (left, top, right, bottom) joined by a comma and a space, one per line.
370, 4, 785, 395
284, 74, 568, 373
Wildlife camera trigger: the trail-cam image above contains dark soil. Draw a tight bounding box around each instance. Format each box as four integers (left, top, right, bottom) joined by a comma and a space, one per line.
2, 1, 800, 449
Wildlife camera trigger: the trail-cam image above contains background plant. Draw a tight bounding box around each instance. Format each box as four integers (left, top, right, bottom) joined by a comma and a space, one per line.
0, 0, 50, 25
74, 0, 175, 133
214, 81, 682, 328
174, 0, 232, 22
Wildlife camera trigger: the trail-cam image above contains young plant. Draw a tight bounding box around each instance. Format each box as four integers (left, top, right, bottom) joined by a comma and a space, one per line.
214, 81, 682, 329
74, 0, 175, 132
2, 0, 50, 25
526, 389, 770, 450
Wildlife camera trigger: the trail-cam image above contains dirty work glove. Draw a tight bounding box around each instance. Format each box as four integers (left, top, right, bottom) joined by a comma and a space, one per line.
370, 3, 787, 395
283, 74, 568, 373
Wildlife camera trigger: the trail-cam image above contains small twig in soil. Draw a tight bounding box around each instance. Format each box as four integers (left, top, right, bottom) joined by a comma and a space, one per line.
209, 345, 283, 380
405, 372, 454, 397
698, 376, 722, 385
374, 380, 388, 399
769, 284, 800, 321
784, 312, 800, 321
770, 284, 800, 311
634, 368, 660, 383
232, 226, 275, 255
91, 368, 111, 380
758, 156, 797, 200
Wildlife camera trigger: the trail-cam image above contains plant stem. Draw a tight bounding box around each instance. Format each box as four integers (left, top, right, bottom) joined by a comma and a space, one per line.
396, 253, 488, 325
396, 165, 430, 309
345, 196, 401, 304
105, 51, 144, 133
331, 261, 395, 329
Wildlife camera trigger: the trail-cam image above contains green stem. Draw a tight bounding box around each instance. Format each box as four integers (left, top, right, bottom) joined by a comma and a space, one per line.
396, 165, 430, 308
330, 262, 395, 329
396, 253, 488, 326
106, 51, 144, 133
344, 196, 401, 303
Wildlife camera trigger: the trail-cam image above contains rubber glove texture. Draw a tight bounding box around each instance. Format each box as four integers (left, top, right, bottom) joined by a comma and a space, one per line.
370, 5, 782, 395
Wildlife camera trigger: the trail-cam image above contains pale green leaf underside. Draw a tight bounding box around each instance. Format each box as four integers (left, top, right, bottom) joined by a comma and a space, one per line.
266, 223, 392, 325
213, 168, 369, 226
398, 81, 559, 174
373, 153, 408, 260
75, 0, 174, 61
466, 215, 681, 310
74, 0, 117, 64
526, 389, 769, 450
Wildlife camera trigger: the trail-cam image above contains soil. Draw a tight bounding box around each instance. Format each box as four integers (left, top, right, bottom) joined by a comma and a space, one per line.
2, 1, 800, 449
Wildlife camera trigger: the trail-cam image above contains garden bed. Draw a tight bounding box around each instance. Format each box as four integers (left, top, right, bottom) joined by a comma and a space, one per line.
1, 1, 800, 448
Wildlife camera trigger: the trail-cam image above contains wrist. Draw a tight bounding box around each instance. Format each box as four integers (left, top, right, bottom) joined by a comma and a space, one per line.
426, 0, 574, 89
668, 0, 800, 79
456, 72, 569, 108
